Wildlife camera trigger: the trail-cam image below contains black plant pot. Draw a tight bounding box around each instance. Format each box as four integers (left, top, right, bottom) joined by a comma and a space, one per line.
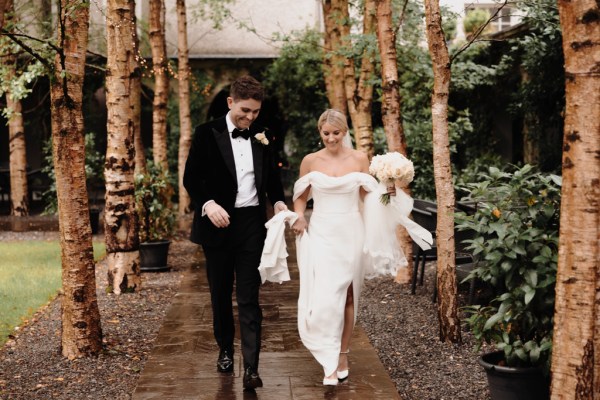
89, 208, 101, 234
479, 351, 549, 400
139, 240, 171, 272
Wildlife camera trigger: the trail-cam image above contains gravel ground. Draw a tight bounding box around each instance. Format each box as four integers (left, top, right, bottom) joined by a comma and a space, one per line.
0, 231, 190, 400
0, 230, 491, 399
359, 274, 491, 400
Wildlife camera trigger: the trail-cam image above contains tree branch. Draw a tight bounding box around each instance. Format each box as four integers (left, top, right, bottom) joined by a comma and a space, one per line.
450, 0, 509, 64
394, 0, 409, 38
0, 30, 61, 53
0, 29, 53, 71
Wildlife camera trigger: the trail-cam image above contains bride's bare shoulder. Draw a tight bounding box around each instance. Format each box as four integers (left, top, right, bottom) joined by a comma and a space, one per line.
350, 149, 370, 171
299, 152, 319, 176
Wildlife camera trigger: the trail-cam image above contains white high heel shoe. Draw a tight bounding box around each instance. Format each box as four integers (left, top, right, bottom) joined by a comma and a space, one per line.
337, 350, 350, 381
323, 377, 339, 386
337, 369, 349, 381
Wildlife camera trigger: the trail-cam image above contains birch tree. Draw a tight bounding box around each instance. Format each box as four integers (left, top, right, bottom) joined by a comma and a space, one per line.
322, 0, 348, 114
50, 0, 102, 358
104, 0, 141, 294
6, 70, 27, 216
424, 0, 460, 343
342, 0, 377, 157
3, 0, 28, 216
550, 0, 600, 397
130, 0, 145, 176
0, 0, 8, 30
374, 0, 412, 282
176, 0, 192, 216
149, 0, 169, 171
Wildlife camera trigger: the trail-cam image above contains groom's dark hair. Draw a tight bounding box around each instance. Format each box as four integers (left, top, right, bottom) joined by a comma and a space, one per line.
230, 75, 264, 102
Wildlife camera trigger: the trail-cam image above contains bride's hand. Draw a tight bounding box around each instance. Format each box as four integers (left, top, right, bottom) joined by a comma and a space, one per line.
291, 216, 307, 236
386, 185, 396, 197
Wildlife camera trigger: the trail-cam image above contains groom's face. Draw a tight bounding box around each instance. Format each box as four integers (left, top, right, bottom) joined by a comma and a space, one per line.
227, 97, 262, 130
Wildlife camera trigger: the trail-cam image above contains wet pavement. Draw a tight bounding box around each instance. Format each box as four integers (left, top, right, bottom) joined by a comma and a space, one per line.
133, 231, 401, 400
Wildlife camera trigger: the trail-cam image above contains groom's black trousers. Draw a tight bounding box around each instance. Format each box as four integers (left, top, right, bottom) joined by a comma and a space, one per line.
202, 205, 265, 370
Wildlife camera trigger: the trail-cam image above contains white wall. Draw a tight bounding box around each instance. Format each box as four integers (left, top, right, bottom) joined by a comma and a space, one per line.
89, 0, 323, 59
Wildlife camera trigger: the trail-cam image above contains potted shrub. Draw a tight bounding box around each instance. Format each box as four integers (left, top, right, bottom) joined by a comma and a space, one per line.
135, 161, 175, 272
456, 164, 561, 400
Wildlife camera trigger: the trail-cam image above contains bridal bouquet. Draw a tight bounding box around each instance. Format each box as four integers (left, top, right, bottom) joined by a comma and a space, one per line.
369, 152, 415, 205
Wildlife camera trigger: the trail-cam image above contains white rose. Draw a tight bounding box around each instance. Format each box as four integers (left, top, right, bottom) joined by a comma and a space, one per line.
254, 132, 269, 145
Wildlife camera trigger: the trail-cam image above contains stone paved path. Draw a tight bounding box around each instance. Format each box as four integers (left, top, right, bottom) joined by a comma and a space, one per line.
133, 231, 400, 400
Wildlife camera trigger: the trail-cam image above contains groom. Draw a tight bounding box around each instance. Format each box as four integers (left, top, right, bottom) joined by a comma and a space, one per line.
183, 75, 287, 390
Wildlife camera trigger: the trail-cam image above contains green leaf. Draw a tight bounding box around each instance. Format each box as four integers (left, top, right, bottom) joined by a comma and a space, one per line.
541, 246, 553, 258
515, 348, 527, 361
524, 288, 535, 305
501, 261, 512, 272
513, 246, 527, 255
526, 270, 538, 287
483, 312, 503, 331
550, 175, 562, 187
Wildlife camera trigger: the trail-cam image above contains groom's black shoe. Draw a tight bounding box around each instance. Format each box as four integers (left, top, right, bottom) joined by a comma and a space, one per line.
243, 367, 263, 389
217, 349, 234, 373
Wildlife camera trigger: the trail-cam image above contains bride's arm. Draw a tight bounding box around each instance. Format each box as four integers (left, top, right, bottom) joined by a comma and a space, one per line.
292, 155, 312, 234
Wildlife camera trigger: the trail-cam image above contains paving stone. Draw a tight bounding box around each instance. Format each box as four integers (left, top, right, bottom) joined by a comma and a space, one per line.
132, 235, 400, 400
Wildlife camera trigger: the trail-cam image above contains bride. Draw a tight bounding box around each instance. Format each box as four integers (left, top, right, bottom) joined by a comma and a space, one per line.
290, 109, 431, 386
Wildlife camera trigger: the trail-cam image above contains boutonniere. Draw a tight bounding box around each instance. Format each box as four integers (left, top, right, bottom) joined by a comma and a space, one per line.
254, 131, 269, 145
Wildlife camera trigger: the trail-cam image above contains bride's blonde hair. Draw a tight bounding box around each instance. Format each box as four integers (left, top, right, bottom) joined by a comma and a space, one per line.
317, 109, 349, 133
317, 109, 354, 149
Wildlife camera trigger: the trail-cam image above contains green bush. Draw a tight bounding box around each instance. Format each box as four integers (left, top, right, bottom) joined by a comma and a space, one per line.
135, 161, 176, 242
42, 132, 105, 214
457, 164, 561, 371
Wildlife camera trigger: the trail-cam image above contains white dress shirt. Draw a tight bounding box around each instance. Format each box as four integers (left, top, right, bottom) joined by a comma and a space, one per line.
202, 113, 266, 215
226, 114, 260, 208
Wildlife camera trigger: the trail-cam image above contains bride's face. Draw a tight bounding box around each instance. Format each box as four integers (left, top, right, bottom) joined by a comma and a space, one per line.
319, 122, 346, 150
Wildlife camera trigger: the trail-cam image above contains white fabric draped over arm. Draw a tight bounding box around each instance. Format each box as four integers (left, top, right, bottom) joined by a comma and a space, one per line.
362, 180, 433, 279
258, 210, 298, 284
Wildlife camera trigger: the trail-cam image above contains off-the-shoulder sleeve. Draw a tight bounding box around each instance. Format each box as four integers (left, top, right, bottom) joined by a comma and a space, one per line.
362, 182, 433, 279
293, 175, 311, 201
357, 173, 379, 192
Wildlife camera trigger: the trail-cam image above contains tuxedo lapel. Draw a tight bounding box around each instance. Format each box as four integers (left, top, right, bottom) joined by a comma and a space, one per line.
251, 137, 264, 192
212, 126, 237, 182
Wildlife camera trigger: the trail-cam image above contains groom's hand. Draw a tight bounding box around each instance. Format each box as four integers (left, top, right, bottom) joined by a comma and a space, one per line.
274, 201, 288, 214
205, 202, 230, 228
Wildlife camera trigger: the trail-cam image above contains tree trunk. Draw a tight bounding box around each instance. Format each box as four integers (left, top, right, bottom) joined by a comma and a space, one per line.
105, 0, 142, 295
343, 0, 376, 158
50, 0, 102, 359
375, 0, 413, 281
130, 0, 146, 177
149, 0, 169, 171
7, 91, 28, 216
424, 0, 461, 344
0, 0, 8, 30
3, 0, 28, 216
322, 0, 348, 114
176, 0, 192, 217
375, 0, 406, 155
550, 1, 600, 398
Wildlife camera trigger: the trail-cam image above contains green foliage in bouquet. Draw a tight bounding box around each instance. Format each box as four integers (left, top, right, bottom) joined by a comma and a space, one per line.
135, 161, 176, 243
456, 164, 561, 371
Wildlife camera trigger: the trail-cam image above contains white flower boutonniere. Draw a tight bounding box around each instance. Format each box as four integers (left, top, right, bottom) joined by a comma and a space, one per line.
254, 132, 269, 145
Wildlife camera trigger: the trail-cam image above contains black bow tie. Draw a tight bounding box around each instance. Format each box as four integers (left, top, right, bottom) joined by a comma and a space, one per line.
232, 128, 251, 140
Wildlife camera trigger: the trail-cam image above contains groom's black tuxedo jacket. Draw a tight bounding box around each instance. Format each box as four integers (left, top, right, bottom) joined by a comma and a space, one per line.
183, 116, 285, 247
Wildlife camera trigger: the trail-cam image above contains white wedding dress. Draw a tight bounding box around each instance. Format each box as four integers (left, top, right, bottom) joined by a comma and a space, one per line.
293, 171, 432, 377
